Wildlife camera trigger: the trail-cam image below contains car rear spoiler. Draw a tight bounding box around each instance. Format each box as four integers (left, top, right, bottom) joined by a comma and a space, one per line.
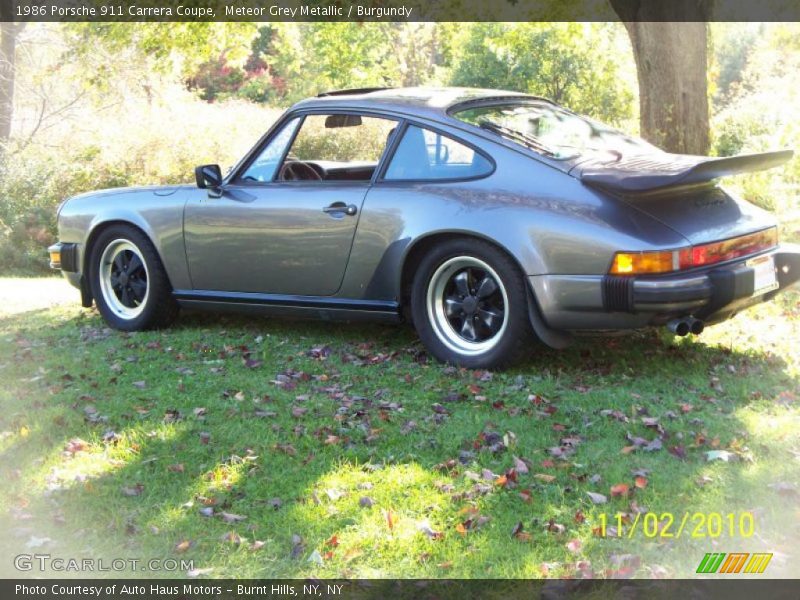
579, 149, 794, 193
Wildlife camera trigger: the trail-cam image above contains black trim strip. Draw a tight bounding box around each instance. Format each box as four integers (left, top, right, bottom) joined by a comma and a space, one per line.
172, 289, 399, 313
61, 243, 79, 272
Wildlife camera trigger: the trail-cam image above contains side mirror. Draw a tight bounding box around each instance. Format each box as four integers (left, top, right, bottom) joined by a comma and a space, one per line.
195, 164, 222, 189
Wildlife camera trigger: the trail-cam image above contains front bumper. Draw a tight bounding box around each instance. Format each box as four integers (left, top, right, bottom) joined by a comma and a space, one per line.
47, 242, 79, 272
529, 244, 800, 331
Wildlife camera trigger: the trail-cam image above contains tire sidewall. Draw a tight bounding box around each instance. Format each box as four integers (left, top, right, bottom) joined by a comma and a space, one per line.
411, 239, 531, 368
89, 226, 167, 331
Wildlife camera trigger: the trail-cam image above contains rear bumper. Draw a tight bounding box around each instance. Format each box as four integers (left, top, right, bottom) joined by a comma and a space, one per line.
529, 243, 800, 331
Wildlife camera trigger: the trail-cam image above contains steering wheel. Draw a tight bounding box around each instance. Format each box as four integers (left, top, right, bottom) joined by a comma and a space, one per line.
279, 161, 322, 181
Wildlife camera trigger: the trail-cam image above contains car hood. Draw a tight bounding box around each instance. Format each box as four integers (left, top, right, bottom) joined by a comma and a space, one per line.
68, 184, 194, 202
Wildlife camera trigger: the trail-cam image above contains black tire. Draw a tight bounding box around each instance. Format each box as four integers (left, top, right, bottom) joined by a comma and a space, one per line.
410, 238, 535, 369
89, 224, 179, 331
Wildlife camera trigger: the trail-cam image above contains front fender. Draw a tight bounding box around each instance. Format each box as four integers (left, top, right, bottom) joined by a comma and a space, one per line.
57, 186, 193, 291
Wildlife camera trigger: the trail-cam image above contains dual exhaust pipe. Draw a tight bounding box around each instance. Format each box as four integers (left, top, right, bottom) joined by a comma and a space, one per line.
667, 316, 705, 336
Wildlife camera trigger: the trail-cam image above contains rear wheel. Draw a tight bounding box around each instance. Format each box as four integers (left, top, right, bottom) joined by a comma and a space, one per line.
89, 225, 178, 331
410, 239, 534, 369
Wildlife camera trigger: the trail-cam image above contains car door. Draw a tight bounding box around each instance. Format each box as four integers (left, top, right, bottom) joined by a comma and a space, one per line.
183, 112, 398, 296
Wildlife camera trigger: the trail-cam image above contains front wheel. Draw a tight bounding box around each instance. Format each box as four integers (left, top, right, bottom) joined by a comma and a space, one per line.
89, 225, 178, 331
410, 239, 534, 369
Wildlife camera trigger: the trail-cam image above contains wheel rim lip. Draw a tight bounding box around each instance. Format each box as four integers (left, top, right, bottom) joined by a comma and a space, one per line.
426, 256, 509, 356
98, 239, 149, 320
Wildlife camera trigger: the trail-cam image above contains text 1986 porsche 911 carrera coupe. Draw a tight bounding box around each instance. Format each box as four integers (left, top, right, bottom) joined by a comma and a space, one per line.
49, 87, 800, 368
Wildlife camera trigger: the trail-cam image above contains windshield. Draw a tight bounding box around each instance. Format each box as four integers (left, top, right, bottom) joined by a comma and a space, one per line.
453, 102, 655, 160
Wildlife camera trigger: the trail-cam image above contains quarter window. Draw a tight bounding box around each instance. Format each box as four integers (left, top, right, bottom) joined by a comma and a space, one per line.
384, 125, 492, 181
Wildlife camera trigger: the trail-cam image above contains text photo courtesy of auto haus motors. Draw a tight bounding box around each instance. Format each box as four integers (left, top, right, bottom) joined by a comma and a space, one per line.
2, 0, 800, 597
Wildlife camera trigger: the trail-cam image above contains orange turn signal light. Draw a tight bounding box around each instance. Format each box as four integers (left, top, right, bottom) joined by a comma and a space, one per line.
609, 249, 690, 275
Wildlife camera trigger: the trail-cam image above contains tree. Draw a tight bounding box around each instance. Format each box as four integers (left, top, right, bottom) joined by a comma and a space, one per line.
0, 22, 25, 152
449, 23, 635, 126
609, 0, 712, 155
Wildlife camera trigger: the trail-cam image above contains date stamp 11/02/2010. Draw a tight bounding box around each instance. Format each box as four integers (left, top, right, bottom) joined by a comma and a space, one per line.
595, 511, 755, 539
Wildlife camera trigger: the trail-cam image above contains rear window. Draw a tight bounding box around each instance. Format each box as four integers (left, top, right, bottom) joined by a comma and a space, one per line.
384, 125, 493, 181
454, 102, 653, 160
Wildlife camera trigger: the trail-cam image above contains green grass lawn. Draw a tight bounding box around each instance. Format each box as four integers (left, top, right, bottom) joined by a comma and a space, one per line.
0, 278, 798, 579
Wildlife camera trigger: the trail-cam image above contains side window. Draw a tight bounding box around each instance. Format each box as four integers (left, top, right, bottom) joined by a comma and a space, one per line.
384, 125, 493, 181
277, 114, 397, 182
240, 117, 301, 183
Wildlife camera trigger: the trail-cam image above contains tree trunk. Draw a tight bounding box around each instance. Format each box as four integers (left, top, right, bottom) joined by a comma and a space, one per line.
609, 1, 712, 155
0, 21, 21, 149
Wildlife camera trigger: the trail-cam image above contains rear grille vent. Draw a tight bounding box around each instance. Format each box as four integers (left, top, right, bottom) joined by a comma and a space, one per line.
602, 276, 633, 312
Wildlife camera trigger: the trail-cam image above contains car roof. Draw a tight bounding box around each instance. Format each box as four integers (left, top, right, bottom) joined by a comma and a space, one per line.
292, 87, 554, 120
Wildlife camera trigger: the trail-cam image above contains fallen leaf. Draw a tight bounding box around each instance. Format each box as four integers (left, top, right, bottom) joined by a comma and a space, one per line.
610, 483, 630, 498
634, 476, 648, 489
187, 567, 214, 578
221, 531, 243, 545
418, 521, 444, 540
668, 445, 687, 460
705, 450, 734, 462
290, 534, 304, 559
64, 438, 88, 455
121, 484, 144, 497
175, 539, 192, 553
511, 521, 525, 538
385, 508, 395, 531
586, 491, 607, 504
566, 539, 582, 553
546, 519, 566, 534
220, 512, 246, 523
512, 456, 530, 474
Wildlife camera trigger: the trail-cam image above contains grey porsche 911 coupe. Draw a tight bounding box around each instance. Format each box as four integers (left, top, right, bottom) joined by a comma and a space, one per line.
49, 87, 799, 368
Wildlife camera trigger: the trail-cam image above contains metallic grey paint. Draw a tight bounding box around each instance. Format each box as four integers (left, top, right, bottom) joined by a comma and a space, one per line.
53, 87, 799, 347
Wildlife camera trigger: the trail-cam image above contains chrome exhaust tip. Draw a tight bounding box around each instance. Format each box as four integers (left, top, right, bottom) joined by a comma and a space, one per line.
667, 318, 691, 337
689, 318, 705, 335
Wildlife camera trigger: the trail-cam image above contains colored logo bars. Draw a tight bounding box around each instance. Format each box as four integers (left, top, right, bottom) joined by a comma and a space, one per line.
696, 552, 773, 574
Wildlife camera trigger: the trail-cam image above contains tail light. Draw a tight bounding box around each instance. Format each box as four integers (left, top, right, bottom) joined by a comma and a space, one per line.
609, 227, 778, 276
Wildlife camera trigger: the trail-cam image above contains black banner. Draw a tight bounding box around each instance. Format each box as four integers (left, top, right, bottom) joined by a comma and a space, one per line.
3, 579, 800, 600
4, 0, 800, 23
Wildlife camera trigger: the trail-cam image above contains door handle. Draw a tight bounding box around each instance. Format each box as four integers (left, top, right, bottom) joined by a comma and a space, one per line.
323, 202, 358, 216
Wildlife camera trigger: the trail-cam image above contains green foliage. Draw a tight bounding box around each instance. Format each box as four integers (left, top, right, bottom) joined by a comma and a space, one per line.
449, 23, 636, 126
0, 147, 130, 274
711, 23, 761, 111
711, 24, 800, 218
0, 94, 281, 274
